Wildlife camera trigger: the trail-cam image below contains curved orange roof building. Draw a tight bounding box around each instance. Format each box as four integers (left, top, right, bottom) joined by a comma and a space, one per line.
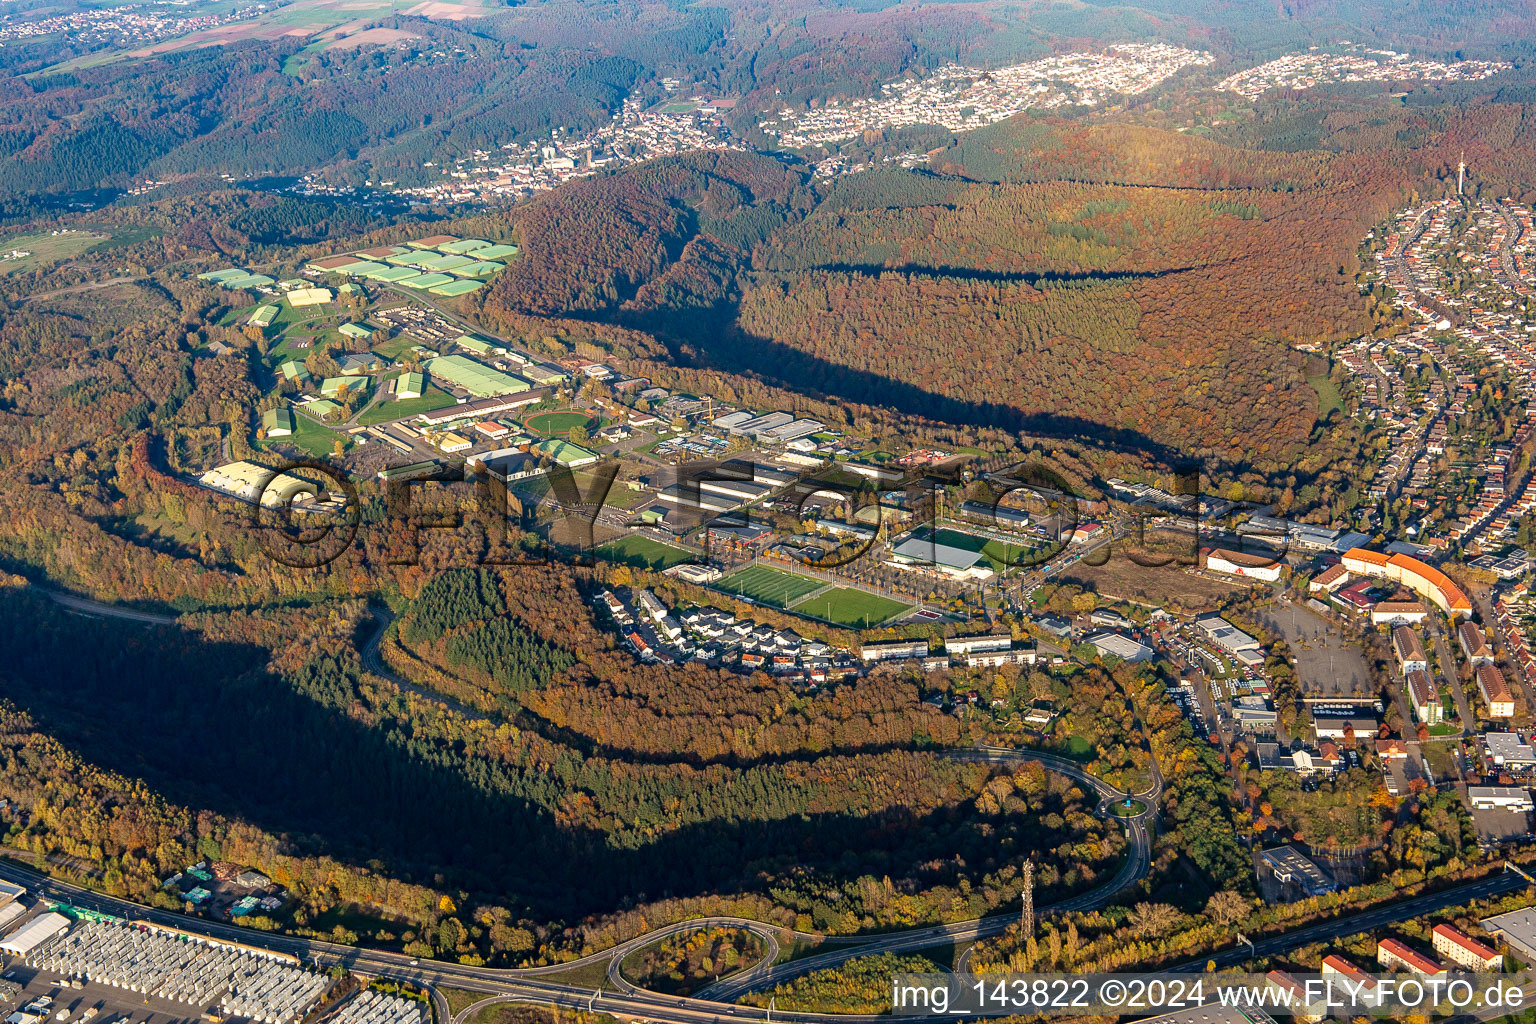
1343, 547, 1472, 618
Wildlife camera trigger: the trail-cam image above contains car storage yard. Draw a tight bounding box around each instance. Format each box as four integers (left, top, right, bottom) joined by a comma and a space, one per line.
0, 909, 423, 1024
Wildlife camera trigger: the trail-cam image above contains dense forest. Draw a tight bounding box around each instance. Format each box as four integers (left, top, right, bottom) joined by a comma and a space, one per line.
0, 573, 1128, 963
481, 121, 1421, 467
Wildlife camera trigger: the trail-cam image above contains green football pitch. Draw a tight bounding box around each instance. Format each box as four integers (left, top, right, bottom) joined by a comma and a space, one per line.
718, 565, 823, 607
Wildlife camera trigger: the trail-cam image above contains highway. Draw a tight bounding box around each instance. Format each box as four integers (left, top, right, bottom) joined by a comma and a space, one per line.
0, 740, 1157, 1024
19, 588, 1517, 1023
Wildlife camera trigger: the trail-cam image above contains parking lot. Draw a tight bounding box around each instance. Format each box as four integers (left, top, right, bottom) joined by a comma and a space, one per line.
0, 915, 334, 1024
0, 960, 208, 1024
1259, 599, 1374, 696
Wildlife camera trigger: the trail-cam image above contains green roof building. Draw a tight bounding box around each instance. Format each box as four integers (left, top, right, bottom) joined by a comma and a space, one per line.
431, 280, 486, 297
338, 322, 374, 340
533, 438, 599, 467
397, 371, 425, 400
426, 355, 528, 398
417, 253, 475, 272
400, 273, 454, 290
197, 267, 250, 283
307, 399, 342, 418
248, 305, 278, 328
222, 274, 274, 290
518, 363, 567, 385
449, 261, 502, 278
440, 238, 492, 254
474, 244, 520, 260
278, 360, 310, 384
320, 377, 363, 399
378, 461, 441, 482
455, 334, 502, 356
262, 407, 295, 437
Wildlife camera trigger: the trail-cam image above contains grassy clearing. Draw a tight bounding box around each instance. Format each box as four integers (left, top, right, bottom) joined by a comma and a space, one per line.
262, 411, 341, 456
437, 987, 488, 1018
0, 230, 110, 273
514, 959, 616, 992
356, 386, 456, 425
1059, 735, 1094, 759
1309, 373, 1343, 420
373, 334, 427, 360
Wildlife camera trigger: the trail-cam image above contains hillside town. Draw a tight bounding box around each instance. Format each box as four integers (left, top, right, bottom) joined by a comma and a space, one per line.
1217, 46, 1509, 100
756, 44, 1213, 151
381, 94, 742, 206
0, 1, 267, 48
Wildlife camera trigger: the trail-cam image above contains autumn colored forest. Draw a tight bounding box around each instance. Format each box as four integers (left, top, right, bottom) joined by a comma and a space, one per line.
6, 72, 1536, 976
479, 109, 1536, 471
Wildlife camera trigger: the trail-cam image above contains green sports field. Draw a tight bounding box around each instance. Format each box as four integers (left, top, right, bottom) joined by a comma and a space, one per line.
718, 565, 823, 607
930, 526, 1040, 571
790, 587, 910, 627
526, 410, 598, 436
597, 534, 695, 570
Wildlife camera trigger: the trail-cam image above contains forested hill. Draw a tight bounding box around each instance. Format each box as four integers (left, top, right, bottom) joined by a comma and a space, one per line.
0, 25, 645, 201
482, 122, 1420, 465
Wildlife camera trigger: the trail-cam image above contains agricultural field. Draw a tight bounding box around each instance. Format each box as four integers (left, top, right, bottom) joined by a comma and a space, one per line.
0, 230, 111, 273
597, 534, 696, 570
790, 586, 910, 627
717, 565, 824, 607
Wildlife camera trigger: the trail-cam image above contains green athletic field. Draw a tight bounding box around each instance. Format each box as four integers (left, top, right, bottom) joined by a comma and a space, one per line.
526, 410, 598, 436
718, 565, 823, 607
929, 526, 1039, 571
790, 587, 910, 627
597, 535, 695, 571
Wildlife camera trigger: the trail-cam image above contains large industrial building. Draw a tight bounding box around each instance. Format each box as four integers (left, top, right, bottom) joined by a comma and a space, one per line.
0, 912, 69, 955
1086, 631, 1154, 663
886, 536, 995, 581
426, 355, 530, 398
199, 462, 318, 509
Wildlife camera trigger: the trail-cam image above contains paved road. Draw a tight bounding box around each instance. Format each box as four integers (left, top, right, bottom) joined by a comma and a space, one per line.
0, 860, 903, 1024
1167, 870, 1526, 972
1426, 611, 1476, 738
0, 739, 1158, 1023
700, 746, 1160, 1001
37, 588, 178, 626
